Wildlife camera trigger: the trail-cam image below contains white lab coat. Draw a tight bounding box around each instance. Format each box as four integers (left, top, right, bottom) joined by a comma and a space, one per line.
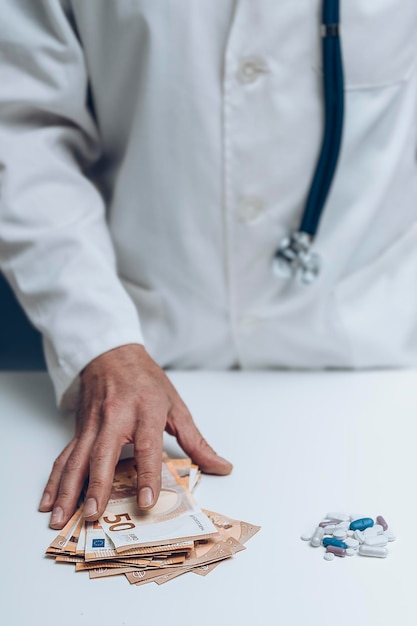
1, 0, 417, 408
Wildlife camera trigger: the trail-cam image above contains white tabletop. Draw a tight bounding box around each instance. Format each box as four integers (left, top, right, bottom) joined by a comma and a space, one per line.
1, 369, 416, 626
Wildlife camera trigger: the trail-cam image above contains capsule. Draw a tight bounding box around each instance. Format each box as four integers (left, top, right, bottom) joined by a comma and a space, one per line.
358, 545, 388, 558
319, 518, 341, 528
310, 526, 325, 547
365, 535, 388, 547
349, 517, 374, 532
326, 545, 346, 558
376, 515, 388, 531
322, 538, 348, 549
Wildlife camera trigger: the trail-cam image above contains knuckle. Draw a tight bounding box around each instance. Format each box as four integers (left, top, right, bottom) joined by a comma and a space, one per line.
55, 487, 73, 502
87, 478, 105, 492
90, 440, 113, 463
136, 469, 156, 483
101, 397, 121, 418
135, 437, 157, 456
65, 453, 84, 473
136, 384, 168, 410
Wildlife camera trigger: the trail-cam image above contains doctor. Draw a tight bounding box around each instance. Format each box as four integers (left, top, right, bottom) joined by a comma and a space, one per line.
1, 1, 417, 531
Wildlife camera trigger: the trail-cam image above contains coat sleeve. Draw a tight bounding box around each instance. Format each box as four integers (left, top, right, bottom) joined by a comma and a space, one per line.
0, 0, 144, 409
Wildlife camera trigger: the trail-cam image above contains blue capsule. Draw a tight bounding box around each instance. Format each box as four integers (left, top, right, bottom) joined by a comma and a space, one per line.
322, 538, 348, 549
349, 518, 374, 532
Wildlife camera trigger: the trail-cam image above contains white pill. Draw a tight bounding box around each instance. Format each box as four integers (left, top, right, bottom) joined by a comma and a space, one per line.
326, 512, 350, 522
358, 545, 388, 558
354, 530, 365, 543
345, 538, 359, 549
364, 526, 378, 537
301, 532, 312, 541
347, 530, 354, 537
333, 529, 347, 539
384, 529, 397, 542
322, 524, 338, 534
334, 521, 350, 530
310, 526, 325, 547
365, 535, 388, 547
324, 552, 335, 561
346, 548, 356, 556
373, 524, 384, 534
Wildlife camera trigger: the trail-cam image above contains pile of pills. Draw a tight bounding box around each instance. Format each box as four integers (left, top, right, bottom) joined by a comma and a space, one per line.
301, 512, 396, 561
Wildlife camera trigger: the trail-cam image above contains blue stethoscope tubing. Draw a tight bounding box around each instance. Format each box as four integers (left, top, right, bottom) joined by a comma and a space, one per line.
301, 0, 344, 237
273, 0, 344, 282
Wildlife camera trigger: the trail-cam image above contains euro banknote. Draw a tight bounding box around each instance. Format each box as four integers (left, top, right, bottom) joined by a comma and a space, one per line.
44, 454, 260, 586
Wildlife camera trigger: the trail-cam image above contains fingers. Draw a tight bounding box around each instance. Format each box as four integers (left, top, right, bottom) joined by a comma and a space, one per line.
134, 416, 163, 509
40, 345, 232, 534
82, 429, 122, 521
47, 431, 96, 529
39, 438, 78, 513
167, 406, 233, 476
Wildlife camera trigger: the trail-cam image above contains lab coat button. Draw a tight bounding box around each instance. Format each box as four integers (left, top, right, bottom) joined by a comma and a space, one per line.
237, 57, 268, 84
237, 197, 263, 222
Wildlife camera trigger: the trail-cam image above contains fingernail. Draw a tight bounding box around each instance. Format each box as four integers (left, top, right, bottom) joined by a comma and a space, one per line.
139, 487, 153, 508
39, 492, 51, 509
83, 498, 98, 518
50, 506, 63, 526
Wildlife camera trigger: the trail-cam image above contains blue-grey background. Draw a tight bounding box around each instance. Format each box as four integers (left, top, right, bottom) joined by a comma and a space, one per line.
0, 272, 46, 370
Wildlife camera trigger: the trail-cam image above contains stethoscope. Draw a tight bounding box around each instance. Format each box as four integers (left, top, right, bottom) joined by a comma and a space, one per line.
273, 0, 344, 284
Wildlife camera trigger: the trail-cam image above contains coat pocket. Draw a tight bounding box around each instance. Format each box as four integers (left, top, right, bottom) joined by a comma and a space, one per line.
311, 0, 417, 89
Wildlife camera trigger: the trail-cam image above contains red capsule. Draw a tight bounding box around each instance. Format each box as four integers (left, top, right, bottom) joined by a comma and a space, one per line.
376, 515, 388, 531
326, 545, 346, 558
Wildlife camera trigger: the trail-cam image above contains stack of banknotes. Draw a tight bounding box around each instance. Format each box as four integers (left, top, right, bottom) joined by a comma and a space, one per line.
45, 454, 260, 586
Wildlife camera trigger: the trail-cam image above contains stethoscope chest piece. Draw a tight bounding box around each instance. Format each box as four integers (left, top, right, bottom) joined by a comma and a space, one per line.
273, 0, 344, 286
273, 231, 321, 285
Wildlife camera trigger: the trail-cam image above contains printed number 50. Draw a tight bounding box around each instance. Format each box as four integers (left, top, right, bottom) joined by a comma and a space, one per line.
103, 513, 135, 532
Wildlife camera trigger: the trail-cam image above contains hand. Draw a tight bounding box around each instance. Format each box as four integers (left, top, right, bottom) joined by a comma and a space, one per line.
38, 344, 232, 529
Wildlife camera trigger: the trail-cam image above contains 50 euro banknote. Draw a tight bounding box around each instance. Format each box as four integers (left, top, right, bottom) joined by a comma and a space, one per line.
99, 458, 219, 551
